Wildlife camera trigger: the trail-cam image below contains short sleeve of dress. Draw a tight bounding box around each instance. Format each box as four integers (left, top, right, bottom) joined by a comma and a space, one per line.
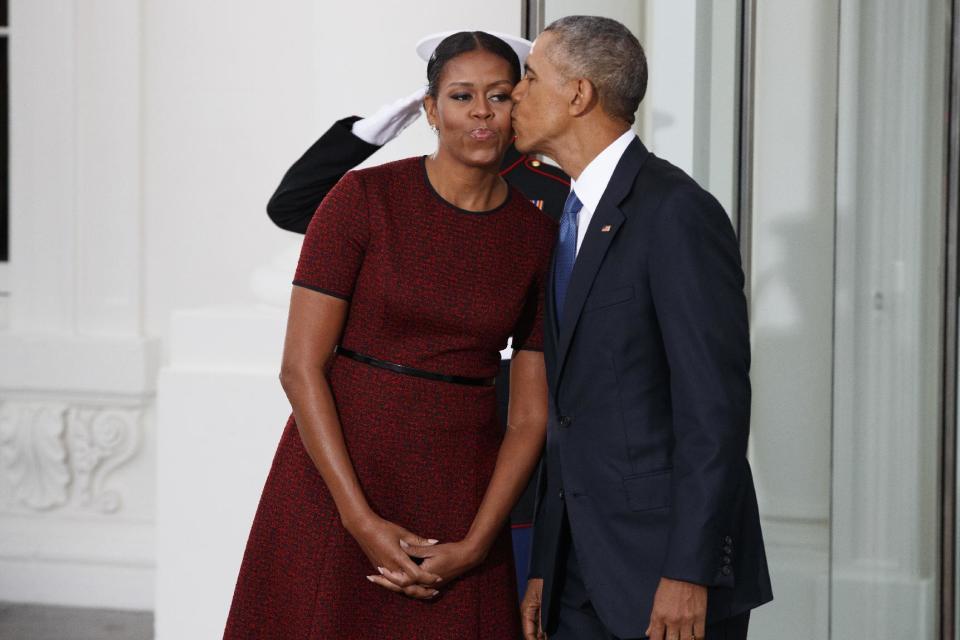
292, 170, 369, 300
511, 249, 550, 353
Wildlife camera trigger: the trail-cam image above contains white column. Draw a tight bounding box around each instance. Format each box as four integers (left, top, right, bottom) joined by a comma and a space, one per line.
9, 0, 77, 333
156, 306, 289, 639
75, 0, 144, 337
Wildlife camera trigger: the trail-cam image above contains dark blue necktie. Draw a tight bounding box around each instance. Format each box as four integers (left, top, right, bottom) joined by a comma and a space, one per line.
555, 190, 582, 323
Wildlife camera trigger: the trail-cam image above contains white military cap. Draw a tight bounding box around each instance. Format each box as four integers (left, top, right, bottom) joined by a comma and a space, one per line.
415, 30, 532, 66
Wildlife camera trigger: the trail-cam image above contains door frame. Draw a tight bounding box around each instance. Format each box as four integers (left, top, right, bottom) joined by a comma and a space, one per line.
940, 0, 960, 636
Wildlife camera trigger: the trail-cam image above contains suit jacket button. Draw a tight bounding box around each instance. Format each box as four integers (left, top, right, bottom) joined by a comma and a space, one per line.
722, 556, 732, 565
723, 536, 733, 545
723, 545, 733, 555
559, 416, 571, 428
559, 489, 565, 499
721, 566, 732, 576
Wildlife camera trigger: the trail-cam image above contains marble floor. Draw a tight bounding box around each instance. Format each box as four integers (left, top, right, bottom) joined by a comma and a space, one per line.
0, 602, 152, 640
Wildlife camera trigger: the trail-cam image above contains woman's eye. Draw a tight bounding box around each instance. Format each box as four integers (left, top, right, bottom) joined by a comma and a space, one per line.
450, 94, 471, 101
490, 94, 512, 103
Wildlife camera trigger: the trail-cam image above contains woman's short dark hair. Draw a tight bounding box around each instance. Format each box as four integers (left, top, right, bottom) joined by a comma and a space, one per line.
426, 32, 522, 98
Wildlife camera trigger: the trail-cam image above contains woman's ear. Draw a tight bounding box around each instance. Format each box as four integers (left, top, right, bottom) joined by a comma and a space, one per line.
423, 95, 438, 129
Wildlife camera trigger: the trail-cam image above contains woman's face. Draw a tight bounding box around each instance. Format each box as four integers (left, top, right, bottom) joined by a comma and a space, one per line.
425, 49, 516, 169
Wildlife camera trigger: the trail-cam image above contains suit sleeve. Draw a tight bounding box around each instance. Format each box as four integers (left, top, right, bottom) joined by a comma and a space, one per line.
266, 116, 380, 234
526, 460, 550, 579
648, 186, 750, 589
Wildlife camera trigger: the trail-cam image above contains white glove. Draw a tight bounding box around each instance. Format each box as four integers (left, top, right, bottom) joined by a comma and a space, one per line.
352, 87, 428, 146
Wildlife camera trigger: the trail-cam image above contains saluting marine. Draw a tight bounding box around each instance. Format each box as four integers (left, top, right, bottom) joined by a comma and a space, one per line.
263, 31, 569, 598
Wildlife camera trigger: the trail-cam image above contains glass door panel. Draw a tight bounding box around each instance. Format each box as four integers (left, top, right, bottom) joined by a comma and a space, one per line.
831, 0, 947, 637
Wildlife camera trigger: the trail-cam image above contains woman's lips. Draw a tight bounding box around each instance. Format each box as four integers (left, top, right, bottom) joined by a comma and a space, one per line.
470, 128, 497, 141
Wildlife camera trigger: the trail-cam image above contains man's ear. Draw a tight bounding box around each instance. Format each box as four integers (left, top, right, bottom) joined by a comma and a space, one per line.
569, 78, 599, 117
423, 95, 438, 128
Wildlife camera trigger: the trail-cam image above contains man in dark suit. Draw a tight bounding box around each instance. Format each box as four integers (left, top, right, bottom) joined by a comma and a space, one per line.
511, 16, 773, 640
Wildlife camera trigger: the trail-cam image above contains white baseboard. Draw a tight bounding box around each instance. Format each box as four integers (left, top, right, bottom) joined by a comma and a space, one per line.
0, 514, 155, 610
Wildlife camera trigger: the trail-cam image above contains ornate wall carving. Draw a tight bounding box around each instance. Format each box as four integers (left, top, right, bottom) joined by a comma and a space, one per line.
0, 400, 142, 513
0, 402, 70, 510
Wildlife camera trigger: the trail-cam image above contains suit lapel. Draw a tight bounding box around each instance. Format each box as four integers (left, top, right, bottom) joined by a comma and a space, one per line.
553, 138, 649, 390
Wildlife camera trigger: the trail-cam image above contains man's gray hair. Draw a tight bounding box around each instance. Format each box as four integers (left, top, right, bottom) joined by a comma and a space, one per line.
543, 15, 648, 124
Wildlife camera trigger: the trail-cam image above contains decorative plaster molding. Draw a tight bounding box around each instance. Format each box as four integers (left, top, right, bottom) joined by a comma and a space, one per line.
0, 401, 142, 513
0, 402, 70, 510
67, 407, 141, 513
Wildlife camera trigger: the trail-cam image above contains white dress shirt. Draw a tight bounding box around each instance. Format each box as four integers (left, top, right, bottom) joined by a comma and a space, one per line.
570, 129, 637, 255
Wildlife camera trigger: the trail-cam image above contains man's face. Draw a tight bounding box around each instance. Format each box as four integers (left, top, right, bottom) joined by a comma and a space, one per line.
511, 32, 574, 156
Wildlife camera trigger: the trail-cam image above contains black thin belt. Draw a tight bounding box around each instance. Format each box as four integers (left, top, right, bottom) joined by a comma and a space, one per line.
334, 346, 496, 387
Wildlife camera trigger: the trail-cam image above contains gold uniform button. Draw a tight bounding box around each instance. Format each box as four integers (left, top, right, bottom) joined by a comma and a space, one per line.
531, 159, 541, 167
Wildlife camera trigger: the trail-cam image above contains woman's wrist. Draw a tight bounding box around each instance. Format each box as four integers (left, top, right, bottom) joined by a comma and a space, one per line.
461, 532, 492, 566
340, 505, 377, 535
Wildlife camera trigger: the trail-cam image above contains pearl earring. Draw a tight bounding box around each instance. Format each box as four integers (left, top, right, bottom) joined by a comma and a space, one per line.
430, 124, 439, 135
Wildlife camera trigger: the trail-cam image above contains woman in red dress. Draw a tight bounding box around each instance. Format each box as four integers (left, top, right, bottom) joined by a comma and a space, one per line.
223, 32, 556, 639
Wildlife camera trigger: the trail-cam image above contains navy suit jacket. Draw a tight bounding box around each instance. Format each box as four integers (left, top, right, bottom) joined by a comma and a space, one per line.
529, 137, 773, 638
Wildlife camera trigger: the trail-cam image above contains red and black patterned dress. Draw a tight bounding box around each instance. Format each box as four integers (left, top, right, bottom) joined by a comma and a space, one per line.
223, 157, 557, 639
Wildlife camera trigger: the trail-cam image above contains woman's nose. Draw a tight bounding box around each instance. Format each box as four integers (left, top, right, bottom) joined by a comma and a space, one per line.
472, 99, 494, 118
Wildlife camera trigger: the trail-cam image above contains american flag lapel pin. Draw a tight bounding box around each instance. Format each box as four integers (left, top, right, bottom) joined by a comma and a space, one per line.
601, 224, 612, 232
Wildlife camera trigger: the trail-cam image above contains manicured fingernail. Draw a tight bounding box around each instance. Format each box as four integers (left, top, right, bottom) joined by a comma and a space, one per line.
427, 539, 439, 544
399, 540, 410, 549
377, 566, 386, 575
366, 575, 376, 582
429, 590, 440, 597
434, 577, 443, 584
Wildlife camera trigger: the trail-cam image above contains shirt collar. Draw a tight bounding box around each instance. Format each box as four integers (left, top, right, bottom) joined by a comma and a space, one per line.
570, 129, 637, 213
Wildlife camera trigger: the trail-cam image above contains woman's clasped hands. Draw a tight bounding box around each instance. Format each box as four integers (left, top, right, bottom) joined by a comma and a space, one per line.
347, 512, 486, 600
